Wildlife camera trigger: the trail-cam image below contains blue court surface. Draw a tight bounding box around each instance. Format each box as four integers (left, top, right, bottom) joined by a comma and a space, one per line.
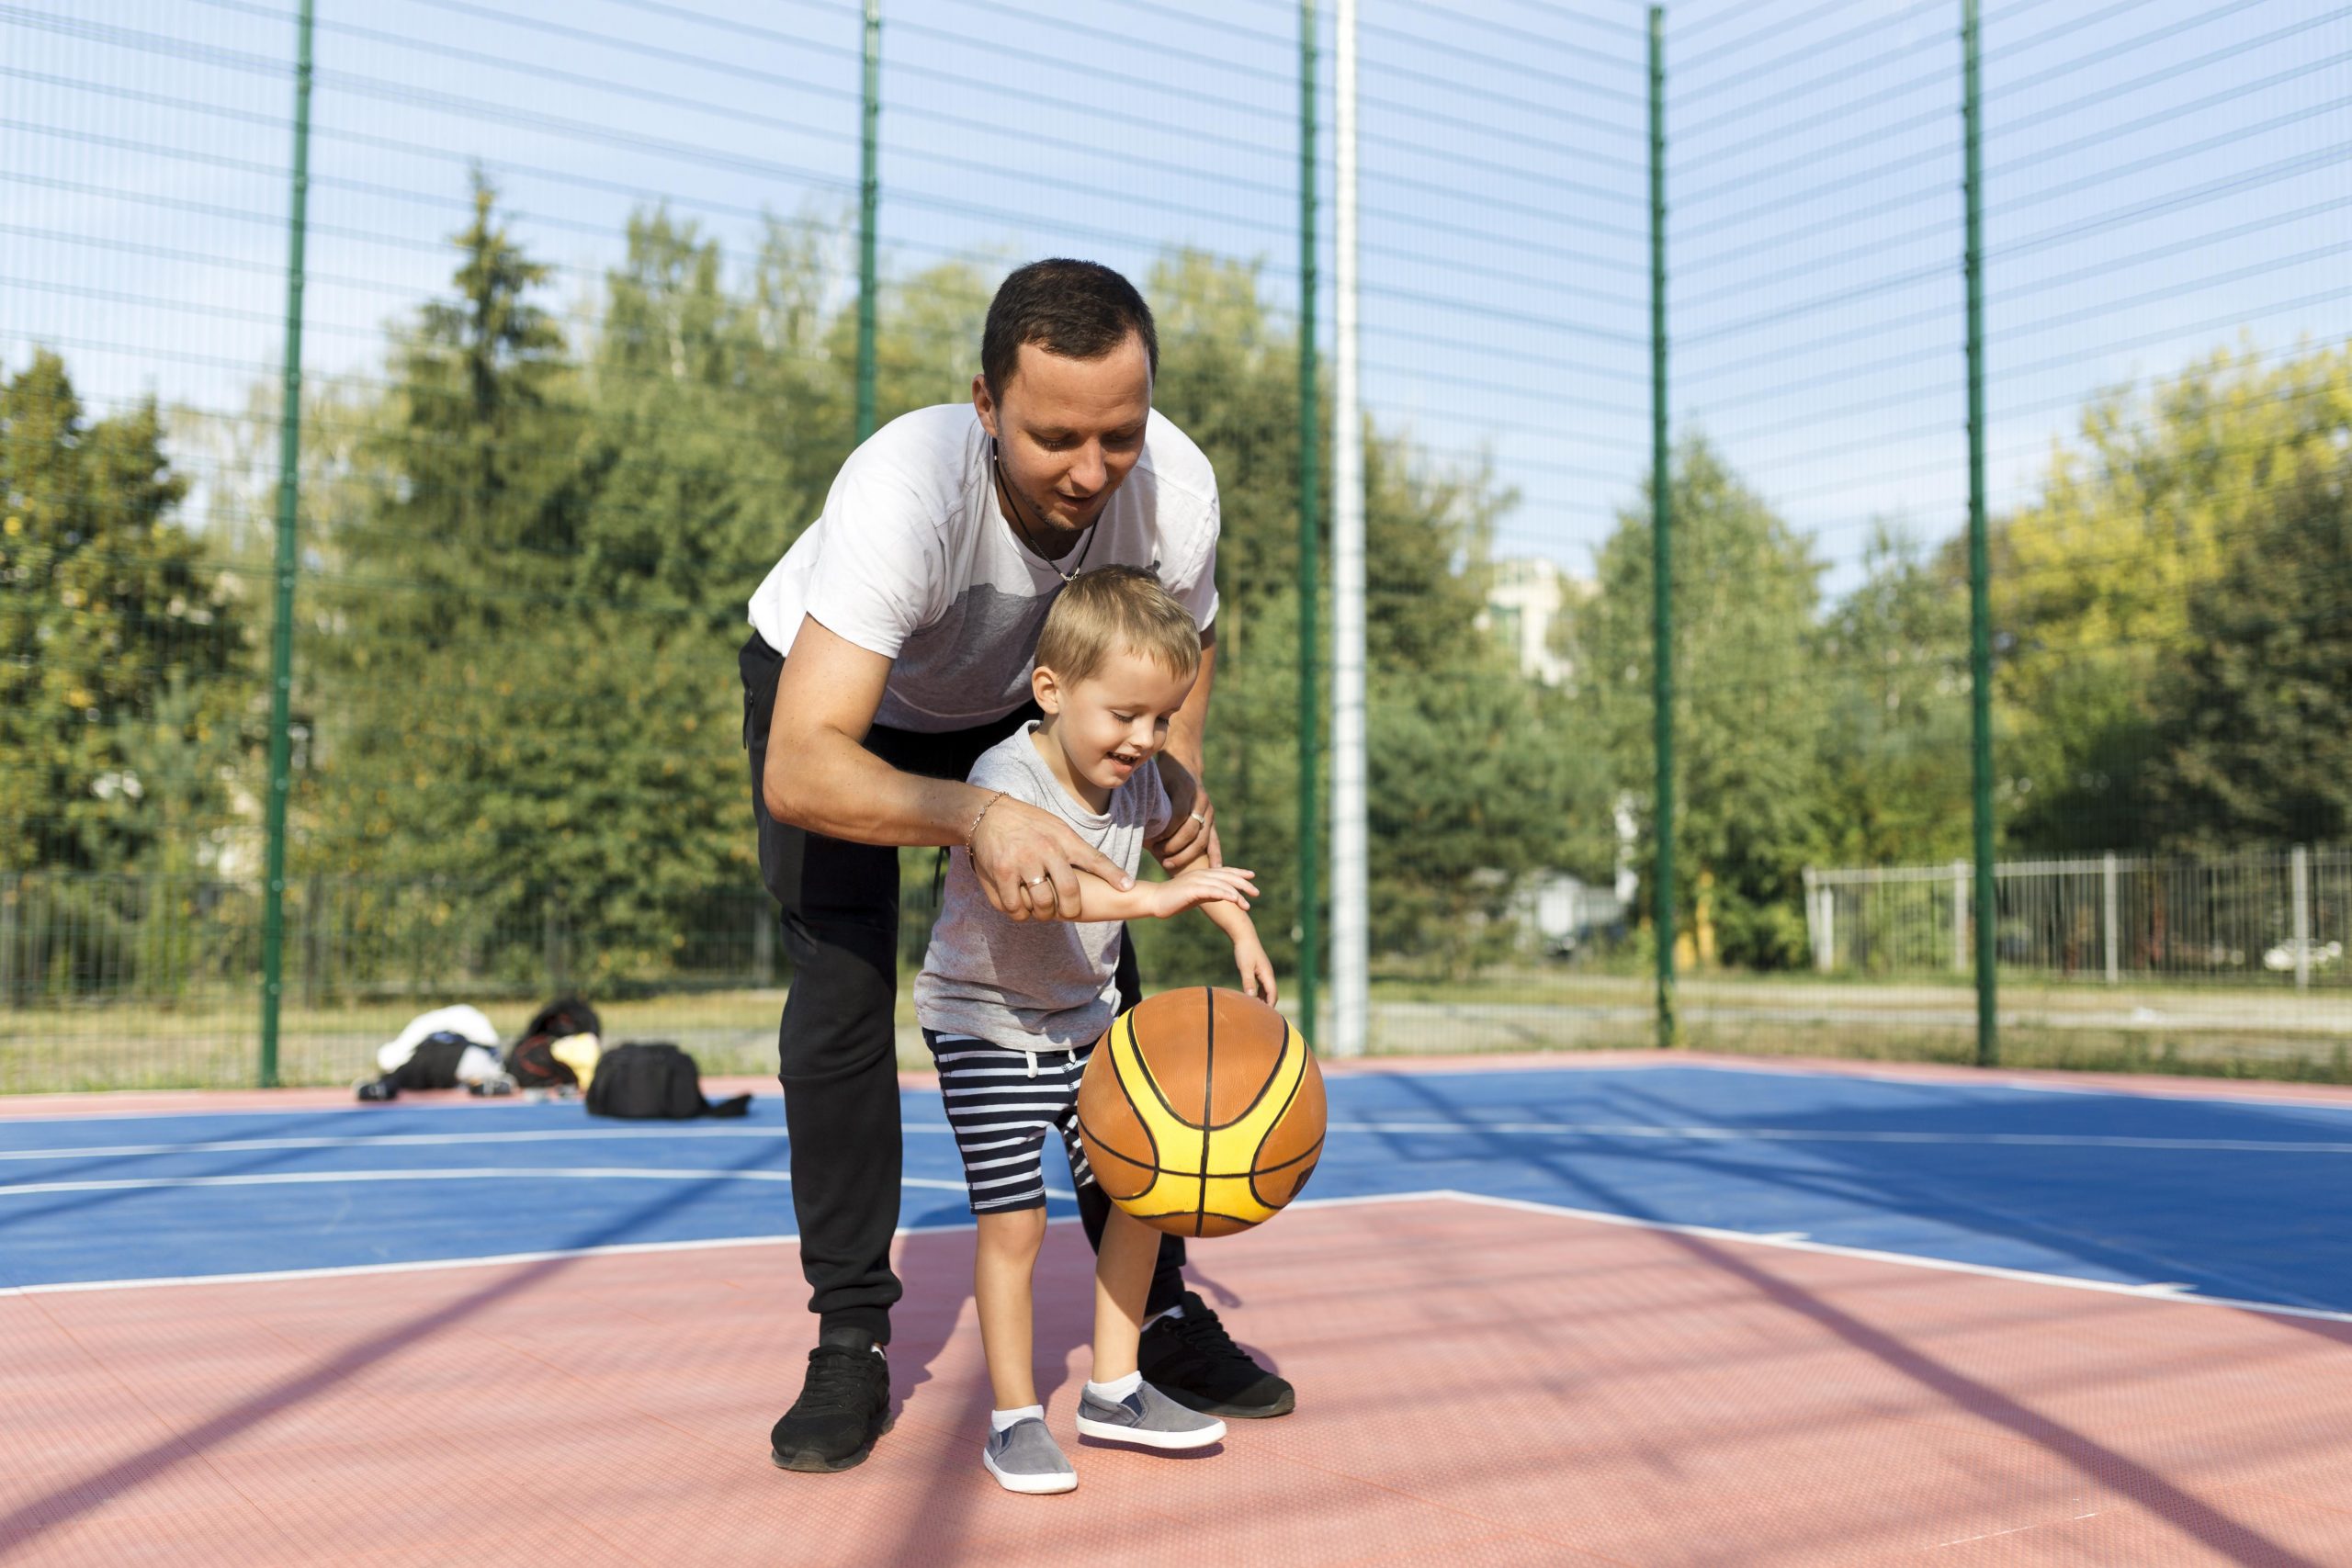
5, 1062, 2351, 1318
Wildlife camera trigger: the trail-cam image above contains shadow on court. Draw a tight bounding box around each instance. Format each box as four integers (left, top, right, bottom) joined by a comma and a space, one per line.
0, 1134, 785, 1562
1362, 1067, 2330, 1568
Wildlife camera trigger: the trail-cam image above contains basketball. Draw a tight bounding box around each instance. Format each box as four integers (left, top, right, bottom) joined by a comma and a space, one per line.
1075, 987, 1327, 1238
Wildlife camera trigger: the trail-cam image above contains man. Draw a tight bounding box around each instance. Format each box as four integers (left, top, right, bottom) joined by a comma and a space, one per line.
741, 259, 1294, 1474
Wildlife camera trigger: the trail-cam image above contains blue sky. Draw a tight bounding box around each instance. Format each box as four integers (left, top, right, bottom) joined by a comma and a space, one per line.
5, 0, 2347, 597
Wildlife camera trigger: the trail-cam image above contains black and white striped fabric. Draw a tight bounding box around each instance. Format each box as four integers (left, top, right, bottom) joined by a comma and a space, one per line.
924, 1032, 1096, 1213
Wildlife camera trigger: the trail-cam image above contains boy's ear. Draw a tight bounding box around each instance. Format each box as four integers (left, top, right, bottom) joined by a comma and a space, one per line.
1031, 663, 1061, 715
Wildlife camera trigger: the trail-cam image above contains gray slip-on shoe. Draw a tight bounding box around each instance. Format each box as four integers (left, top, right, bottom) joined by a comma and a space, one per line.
1073, 1381, 1227, 1450
982, 1416, 1077, 1495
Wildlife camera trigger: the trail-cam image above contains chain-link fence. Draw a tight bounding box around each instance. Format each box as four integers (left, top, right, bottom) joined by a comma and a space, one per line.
4, 0, 2347, 1090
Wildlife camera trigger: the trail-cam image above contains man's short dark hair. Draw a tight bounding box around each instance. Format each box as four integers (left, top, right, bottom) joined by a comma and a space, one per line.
981, 259, 1159, 396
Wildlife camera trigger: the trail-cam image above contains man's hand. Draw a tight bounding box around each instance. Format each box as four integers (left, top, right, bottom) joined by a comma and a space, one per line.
971, 795, 1135, 921
1149, 751, 1223, 874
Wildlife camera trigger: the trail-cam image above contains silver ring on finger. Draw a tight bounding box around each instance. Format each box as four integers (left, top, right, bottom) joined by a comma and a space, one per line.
1025, 874, 1049, 888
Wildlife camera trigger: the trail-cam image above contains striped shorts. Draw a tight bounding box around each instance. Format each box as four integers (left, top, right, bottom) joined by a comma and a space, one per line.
924, 1031, 1097, 1213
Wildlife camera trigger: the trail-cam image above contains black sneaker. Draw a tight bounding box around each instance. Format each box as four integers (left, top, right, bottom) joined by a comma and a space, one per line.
1136, 1292, 1295, 1418
769, 1337, 894, 1472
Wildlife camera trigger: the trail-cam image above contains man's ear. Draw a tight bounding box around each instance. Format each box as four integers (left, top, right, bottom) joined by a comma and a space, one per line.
1031, 663, 1061, 715
971, 373, 999, 441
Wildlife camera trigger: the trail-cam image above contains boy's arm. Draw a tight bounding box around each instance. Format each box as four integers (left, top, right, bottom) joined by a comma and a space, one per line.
1195, 898, 1279, 1006
1034, 861, 1258, 923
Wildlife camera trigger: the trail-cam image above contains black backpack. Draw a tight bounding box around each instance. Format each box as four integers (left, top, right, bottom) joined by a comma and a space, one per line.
584, 1043, 752, 1121
504, 996, 603, 1089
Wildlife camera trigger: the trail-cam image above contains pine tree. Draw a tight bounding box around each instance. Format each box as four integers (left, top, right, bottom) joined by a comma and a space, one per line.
0, 351, 243, 877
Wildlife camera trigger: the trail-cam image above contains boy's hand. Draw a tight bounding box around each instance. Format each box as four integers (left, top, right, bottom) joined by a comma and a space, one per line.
1231, 931, 1279, 1007
1143, 863, 1258, 920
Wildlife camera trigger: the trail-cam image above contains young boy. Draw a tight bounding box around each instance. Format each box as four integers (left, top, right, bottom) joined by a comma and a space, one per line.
914, 565, 1278, 1495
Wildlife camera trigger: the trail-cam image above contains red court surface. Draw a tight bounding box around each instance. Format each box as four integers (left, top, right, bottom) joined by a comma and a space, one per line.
6, 1192, 2351, 1566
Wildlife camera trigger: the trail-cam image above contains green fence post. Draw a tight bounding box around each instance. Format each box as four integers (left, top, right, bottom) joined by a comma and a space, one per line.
1296, 0, 1321, 1043
856, 0, 881, 444
258, 0, 315, 1089
1962, 0, 1998, 1067
1648, 6, 1677, 1050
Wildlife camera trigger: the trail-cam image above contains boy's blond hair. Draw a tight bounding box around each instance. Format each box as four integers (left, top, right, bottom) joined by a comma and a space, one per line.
1034, 565, 1202, 686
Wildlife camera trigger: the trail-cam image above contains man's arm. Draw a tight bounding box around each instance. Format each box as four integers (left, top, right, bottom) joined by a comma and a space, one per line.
763, 615, 1131, 918
1149, 628, 1220, 871
762, 616, 974, 846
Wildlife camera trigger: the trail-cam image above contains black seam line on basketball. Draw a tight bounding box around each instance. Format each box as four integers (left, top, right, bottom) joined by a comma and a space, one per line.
1196, 987, 1214, 1238
1103, 1015, 1159, 1174
1232, 1133, 1326, 1184
1205, 1019, 1303, 1133
1122, 1004, 1186, 1130
1136, 1144, 1325, 1178
1245, 1032, 1312, 1205
1249, 1134, 1327, 1208
1073, 1111, 1153, 1178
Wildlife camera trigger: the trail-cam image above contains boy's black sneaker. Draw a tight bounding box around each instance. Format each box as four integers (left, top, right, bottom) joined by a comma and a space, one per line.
769, 1336, 894, 1472
1136, 1292, 1295, 1418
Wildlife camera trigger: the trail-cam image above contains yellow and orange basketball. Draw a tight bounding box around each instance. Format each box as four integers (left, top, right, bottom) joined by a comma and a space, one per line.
1076, 987, 1326, 1237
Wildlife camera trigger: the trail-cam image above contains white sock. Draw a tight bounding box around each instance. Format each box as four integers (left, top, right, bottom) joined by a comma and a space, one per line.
1085, 1370, 1143, 1402
989, 1404, 1044, 1434
1148, 1303, 1185, 1325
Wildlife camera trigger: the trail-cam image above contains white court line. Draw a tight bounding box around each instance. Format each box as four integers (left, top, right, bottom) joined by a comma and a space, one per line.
10, 1120, 2352, 1167
0, 1127, 790, 1163
0, 1217, 1057, 1299
0, 1168, 991, 1200
6, 1056, 2352, 1127
1428, 1189, 2352, 1326
1322, 1122, 2352, 1154
9, 1187, 2347, 1326
1660, 1058, 2352, 1111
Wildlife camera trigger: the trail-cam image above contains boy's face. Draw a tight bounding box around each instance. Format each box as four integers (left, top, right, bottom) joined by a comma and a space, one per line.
1035, 645, 1196, 795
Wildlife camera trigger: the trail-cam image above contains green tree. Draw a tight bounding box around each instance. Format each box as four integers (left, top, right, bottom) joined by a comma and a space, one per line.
1995, 341, 2352, 852
0, 350, 243, 876
1577, 437, 1824, 969
1132, 251, 1577, 984
312, 176, 597, 952
2151, 462, 2351, 850
1812, 524, 1973, 868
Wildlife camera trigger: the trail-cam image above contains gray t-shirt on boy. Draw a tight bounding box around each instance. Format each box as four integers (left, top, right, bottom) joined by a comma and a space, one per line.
915, 722, 1171, 1054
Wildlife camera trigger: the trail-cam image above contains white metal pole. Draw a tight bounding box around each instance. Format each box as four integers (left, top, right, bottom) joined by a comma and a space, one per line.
2292, 844, 2312, 993
2102, 852, 2120, 986
1329, 0, 1367, 1058
1803, 870, 1823, 974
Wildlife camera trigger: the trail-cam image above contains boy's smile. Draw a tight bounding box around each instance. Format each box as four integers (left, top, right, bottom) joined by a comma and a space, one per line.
1032, 646, 1197, 813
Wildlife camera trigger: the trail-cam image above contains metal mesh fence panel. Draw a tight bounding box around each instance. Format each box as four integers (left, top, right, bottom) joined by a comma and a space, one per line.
3, 0, 2347, 1089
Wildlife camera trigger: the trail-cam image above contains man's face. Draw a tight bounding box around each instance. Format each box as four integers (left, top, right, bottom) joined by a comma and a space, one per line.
972, 334, 1153, 544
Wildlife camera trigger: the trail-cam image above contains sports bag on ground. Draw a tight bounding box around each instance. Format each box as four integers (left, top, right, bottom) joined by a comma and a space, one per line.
505, 995, 603, 1089
584, 1043, 752, 1121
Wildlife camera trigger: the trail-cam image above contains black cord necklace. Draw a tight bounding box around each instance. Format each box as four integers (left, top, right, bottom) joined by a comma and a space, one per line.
993, 439, 1099, 583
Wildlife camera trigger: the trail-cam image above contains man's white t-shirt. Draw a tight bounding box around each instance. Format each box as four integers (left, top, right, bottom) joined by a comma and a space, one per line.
746, 403, 1220, 734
